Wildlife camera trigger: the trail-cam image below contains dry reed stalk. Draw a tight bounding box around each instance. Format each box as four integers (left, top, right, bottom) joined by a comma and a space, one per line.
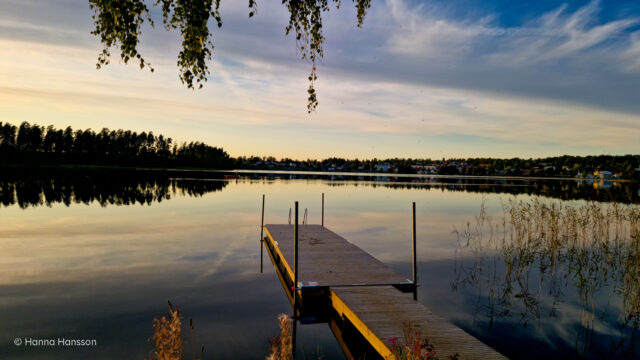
266, 314, 293, 360
151, 301, 183, 360
387, 321, 458, 360
453, 198, 640, 334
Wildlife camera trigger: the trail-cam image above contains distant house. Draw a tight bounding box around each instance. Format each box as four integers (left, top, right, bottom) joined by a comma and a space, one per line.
424, 165, 438, 174
374, 164, 392, 172
595, 171, 613, 179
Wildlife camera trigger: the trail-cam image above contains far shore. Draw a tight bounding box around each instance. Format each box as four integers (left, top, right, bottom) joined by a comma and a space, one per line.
1, 163, 634, 183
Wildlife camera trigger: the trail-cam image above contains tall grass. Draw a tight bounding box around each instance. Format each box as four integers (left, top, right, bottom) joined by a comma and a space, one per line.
453, 198, 640, 356
151, 301, 183, 360
151, 301, 203, 360
388, 321, 458, 360
267, 314, 293, 360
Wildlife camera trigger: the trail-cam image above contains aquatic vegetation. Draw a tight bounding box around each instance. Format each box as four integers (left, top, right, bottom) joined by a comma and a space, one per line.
151, 301, 183, 360
452, 198, 640, 357
151, 301, 203, 360
267, 314, 294, 360
387, 321, 458, 360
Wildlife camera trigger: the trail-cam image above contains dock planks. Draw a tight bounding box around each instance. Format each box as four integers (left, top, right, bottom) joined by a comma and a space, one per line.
264, 224, 410, 287
264, 224, 506, 360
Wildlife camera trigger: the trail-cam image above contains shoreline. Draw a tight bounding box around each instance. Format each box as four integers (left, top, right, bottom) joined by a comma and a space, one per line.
0, 163, 635, 182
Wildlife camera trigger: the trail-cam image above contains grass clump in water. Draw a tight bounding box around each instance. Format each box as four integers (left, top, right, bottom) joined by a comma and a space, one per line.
452, 198, 640, 356
388, 321, 458, 360
267, 314, 293, 360
151, 301, 203, 360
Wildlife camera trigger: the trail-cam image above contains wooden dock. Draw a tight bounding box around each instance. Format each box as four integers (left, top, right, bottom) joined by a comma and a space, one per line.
263, 224, 506, 360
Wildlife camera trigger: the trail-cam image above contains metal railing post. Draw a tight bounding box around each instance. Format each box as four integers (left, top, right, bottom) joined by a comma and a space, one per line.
292, 315, 298, 359
321, 193, 325, 227
412, 201, 417, 301
294, 201, 299, 312
260, 194, 265, 273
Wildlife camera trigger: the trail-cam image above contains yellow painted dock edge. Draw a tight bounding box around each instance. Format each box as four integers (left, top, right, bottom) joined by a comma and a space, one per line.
264, 226, 295, 281
330, 289, 395, 360
264, 236, 294, 305
263, 226, 300, 305
265, 224, 396, 359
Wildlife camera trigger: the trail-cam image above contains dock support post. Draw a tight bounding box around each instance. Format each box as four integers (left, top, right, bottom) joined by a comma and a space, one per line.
294, 201, 299, 313
260, 194, 265, 273
292, 315, 298, 360
412, 201, 417, 301
292, 200, 299, 359
321, 193, 325, 227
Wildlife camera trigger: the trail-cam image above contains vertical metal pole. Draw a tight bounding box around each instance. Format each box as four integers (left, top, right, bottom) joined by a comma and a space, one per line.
412, 201, 417, 301
260, 194, 265, 273
292, 315, 298, 360
321, 193, 325, 227
294, 201, 299, 313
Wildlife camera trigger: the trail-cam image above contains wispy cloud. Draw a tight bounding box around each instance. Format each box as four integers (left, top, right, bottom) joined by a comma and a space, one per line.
488, 0, 639, 66
385, 0, 490, 59
0, 0, 638, 158
622, 31, 640, 72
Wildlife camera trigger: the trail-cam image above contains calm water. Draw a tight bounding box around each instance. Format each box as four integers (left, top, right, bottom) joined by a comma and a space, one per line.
1, 169, 639, 359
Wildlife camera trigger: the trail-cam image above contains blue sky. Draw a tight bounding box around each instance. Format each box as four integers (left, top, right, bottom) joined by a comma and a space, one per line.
0, 0, 639, 159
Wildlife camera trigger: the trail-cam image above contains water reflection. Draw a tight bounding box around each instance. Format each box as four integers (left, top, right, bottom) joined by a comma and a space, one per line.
241, 173, 640, 204
1, 169, 639, 209
0, 169, 226, 208
2, 172, 640, 359
452, 199, 640, 359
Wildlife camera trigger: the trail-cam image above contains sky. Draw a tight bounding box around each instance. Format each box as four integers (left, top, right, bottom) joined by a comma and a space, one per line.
0, 0, 639, 159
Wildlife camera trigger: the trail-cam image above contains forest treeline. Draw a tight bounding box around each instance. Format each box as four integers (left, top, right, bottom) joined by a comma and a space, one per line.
0, 121, 232, 168
1, 121, 639, 179
239, 155, 640, 179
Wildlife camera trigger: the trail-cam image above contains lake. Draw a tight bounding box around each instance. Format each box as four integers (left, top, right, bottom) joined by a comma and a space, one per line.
1, 168, 639, 359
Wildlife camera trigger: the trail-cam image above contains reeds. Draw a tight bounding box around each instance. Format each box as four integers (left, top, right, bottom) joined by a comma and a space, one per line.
266, 314, 293, 360
388, 322, 458, 360
151, 301, 183, 360
151, 301, 203, 360
452, 198, 640, 355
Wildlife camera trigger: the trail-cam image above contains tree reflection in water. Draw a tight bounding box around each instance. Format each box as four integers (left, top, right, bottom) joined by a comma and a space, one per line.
452, 198, 640, 358
0, 169, 227, 208
322, 177, 640, 204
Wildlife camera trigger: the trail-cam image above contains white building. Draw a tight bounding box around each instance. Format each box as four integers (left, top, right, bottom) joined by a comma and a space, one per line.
596, 171, 613, 179
374, 164, 392, 172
